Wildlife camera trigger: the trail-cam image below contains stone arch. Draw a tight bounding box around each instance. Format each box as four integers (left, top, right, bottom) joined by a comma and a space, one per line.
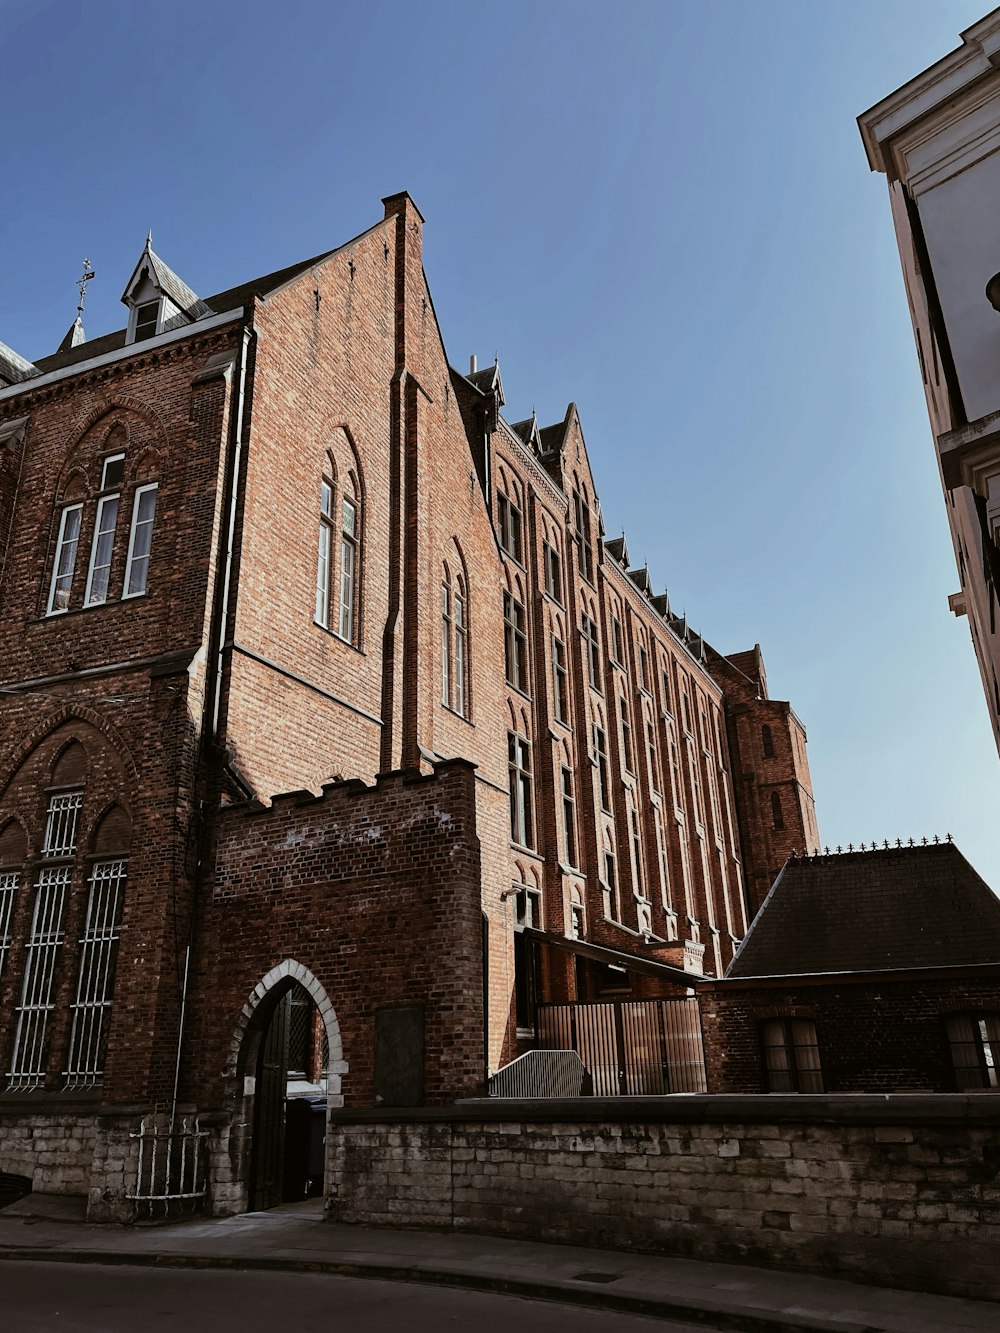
227, 959, 345, 1091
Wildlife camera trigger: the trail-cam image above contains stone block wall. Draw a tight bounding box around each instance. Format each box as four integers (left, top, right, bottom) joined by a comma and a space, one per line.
0, 1110, 98, 1197
326, 1095, 1000, 1302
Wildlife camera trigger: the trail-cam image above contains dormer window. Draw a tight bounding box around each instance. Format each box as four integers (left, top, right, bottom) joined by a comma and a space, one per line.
132, 301, 161, 343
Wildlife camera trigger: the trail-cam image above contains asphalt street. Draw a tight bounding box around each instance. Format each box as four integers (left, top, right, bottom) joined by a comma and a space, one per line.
0, 1260, 724, 1332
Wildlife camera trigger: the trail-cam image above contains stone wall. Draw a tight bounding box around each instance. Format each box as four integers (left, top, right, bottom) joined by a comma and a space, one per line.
326, 1095, 1000, 1303
0, 1109, 99, 1197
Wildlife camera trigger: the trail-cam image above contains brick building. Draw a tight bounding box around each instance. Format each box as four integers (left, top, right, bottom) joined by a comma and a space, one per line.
702, 840, 1000, 1094
0, 192, 817, 1215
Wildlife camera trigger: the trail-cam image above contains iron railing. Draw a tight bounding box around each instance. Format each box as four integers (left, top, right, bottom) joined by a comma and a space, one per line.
127, 1114, 209, 1219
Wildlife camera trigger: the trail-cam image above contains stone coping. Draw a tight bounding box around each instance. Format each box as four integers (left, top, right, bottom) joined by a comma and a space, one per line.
329, 1093, 1000, 1126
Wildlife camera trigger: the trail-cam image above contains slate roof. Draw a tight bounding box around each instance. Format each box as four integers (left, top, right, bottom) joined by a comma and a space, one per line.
0, 339, 38, 385
727, 842, 1000, 978
32, 246, 339, 376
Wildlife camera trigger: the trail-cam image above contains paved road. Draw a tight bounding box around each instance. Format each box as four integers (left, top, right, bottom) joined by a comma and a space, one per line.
0, 1260, 723, 1332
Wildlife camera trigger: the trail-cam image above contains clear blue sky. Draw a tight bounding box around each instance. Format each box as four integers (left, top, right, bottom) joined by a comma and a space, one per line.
3, 0, 998, 887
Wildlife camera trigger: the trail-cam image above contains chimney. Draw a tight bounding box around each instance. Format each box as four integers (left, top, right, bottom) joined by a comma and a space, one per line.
470, 354, 477, 374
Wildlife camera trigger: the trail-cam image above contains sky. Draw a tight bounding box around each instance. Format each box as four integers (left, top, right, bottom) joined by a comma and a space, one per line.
2, 0, 998, 887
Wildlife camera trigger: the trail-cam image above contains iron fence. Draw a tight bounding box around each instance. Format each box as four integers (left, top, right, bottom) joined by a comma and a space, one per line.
127, 1114, 209, 1219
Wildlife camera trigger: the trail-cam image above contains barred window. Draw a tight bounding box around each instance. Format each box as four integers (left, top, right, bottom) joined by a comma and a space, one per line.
0, 871, 17, 985
65, 861, 127, 1088
43, 792, 82, 858
8, 867, 72, 1091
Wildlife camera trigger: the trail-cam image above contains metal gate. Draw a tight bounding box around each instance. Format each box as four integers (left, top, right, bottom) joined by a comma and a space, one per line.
538, 997, 706, 1095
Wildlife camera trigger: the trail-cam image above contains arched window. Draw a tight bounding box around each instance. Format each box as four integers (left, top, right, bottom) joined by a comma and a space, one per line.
47, 421, 159, 615
5, 737, 130, 1093
441, 564, 469, 719
315, 435, 363, 644
770, 790, 784, 831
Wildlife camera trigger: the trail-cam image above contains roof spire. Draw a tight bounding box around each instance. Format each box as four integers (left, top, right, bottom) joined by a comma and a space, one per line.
146, 230, 153, 250
75, 258, 95, 319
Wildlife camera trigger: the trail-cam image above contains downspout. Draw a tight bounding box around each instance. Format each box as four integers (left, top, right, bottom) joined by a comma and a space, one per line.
170, 324, 252, 1130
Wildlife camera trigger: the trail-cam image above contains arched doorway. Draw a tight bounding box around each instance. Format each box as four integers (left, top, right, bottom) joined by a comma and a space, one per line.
231, 962, 345, 1213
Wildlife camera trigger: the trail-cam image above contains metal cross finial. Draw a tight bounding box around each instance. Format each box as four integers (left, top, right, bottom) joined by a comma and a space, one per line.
76, 259, 96, 317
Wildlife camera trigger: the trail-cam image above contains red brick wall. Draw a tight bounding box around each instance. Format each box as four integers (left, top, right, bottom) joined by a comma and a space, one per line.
184, 759, 485, 1108
700, 969, 1000, 1093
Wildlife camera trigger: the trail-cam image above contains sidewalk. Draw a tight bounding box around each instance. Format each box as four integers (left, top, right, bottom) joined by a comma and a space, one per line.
0, 1195, 996, 1333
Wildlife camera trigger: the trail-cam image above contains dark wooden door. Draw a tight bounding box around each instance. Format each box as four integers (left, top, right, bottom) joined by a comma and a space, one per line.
250, 991, 291, 1211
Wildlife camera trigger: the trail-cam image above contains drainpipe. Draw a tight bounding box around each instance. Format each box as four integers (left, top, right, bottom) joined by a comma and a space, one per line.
170, 324, 252, 1131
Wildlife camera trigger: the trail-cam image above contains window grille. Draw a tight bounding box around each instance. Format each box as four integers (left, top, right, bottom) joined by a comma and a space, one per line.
0, 872, 17, 985
43, 792, 82, 858
65, 861, 127, 1088
8, 867, 72, 1090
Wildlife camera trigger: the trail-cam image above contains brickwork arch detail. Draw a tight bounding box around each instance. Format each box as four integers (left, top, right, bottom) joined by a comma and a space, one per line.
0, 706, 138, 801
227, 959, 346, 1083
65, 395, 170, 454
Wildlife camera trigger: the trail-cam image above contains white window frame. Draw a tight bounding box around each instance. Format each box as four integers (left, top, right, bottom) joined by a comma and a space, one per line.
315, 479, 334, 628
127, 298, 164, 345
47, 503, 84, 615
84, 492, 121, 606
338, 496, 358, 642
123, 483, 158, 599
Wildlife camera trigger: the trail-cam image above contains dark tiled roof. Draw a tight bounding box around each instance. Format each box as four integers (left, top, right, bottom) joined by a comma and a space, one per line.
538, 422, 564, 455
33, 247, 339, 376
727, 843, 1000, 978
604, 534, 629, 566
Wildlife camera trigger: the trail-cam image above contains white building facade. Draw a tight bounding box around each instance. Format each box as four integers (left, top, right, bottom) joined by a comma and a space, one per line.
859, 10, 1000, 756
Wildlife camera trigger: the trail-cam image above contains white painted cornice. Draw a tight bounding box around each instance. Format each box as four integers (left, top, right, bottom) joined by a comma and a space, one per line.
859, 8, 1000, 175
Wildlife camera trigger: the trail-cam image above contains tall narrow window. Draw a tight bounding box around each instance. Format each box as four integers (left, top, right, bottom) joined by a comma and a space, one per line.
602, 846, 619, 920
123, 483, 158, 598
593, 725, 610, 811
583, 614, 601, 691
661, 668, 672, 716
543, 541, 562, 602
65, 861, 126, 1088
573, 487, 594, 583
647, 721, 661, 793
441, 582, 452, 705
620, 696, 634, 773
497, 492, 523, 562
552, 636, 569, 725
338, 496, 358, 641
0, 871, 17, 986
315, 479, 334, 627
47, 504, 83, 614
133, 300, 161, 342
85, 495, 120, 606
629, 805, 644, 896
611, 615, 624, 664
638, 644, 650, 691
504, 592, 529, 693
508, 733, 533, 848
8, 867, 72, 1090
454, 581, 467, 717
762, 724, 775, 758
561, 767, 577, 867
771, 790, 784, 830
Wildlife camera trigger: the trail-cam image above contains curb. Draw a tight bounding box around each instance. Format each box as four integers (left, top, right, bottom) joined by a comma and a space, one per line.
0, 1245, 893, 1333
